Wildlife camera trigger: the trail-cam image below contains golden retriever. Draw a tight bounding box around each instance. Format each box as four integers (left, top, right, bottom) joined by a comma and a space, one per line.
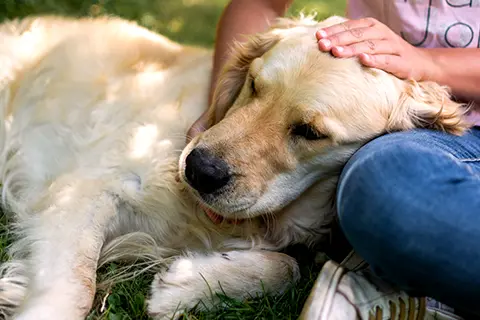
0, 13, 469, 320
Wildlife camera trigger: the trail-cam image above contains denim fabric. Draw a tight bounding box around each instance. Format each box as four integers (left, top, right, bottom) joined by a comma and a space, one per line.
336, 127, 480, 315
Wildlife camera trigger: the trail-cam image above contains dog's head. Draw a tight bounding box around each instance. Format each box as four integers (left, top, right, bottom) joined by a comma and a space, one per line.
179, 15, 469, 224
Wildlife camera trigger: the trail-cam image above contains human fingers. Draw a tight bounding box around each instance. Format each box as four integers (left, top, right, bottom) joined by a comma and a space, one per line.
328, 39, 399, 58
316, 17, 379, 40
317, 26, 387, 52
358, 53, 411, 79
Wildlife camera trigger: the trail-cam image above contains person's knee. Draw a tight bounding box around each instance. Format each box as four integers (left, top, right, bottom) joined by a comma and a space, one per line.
336, 130, 480, 311
336, 132, 434, 258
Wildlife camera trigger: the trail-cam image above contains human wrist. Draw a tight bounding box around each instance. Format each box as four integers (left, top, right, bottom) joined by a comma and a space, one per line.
418, 48, 445, 83
417, 48, 480, 104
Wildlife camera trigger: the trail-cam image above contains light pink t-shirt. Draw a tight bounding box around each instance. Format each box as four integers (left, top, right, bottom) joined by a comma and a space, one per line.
347, 0, 480, 125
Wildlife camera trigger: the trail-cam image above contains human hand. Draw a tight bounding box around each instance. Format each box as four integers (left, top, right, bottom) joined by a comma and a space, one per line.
315, 18, 437, 81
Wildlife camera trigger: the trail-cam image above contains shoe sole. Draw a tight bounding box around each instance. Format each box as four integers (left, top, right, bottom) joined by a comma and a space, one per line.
298, 260, 345, 320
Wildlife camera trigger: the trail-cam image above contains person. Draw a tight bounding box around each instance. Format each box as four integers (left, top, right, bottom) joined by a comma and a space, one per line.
187, 1, 480, 319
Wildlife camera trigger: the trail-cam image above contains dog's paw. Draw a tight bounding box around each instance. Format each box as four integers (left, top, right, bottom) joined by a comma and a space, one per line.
147, 250, 300, 319
0, 261, 29, 319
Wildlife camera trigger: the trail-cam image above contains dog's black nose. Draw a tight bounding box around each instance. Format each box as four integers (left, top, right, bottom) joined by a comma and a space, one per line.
185, 148, 231, 194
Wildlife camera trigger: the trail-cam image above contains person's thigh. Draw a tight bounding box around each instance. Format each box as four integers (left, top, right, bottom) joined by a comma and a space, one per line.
336, 127, 480, 314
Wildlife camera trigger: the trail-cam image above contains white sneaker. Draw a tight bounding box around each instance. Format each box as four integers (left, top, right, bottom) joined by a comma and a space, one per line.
299, 260, 463, 320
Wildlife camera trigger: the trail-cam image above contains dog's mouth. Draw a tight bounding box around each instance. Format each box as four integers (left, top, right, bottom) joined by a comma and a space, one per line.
198, 202, 244, 225
177, 172, 247, 225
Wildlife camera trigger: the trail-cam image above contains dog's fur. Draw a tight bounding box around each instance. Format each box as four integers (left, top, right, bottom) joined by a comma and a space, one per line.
0, 13, 470, 320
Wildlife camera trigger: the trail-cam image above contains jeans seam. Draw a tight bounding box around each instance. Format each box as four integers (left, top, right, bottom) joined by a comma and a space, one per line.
460, 158, 480, 163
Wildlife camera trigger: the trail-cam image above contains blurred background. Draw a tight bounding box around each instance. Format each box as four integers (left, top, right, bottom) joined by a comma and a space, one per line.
0, 0, 345, 47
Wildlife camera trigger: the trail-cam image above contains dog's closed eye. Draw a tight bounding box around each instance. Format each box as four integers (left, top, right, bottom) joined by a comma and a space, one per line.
250, 77, 257, 96
291, 123, 327, 141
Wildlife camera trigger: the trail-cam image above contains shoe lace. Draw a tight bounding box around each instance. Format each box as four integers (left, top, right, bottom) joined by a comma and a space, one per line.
369, 297, 426, 320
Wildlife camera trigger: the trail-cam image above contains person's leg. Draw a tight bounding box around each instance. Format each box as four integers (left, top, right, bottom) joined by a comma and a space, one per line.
336, 127, 480, 315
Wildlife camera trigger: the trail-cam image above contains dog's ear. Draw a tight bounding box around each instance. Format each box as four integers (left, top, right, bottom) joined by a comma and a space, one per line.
387, 80, 471, 135
207, 32, 281, 126
206, 15, 350, 127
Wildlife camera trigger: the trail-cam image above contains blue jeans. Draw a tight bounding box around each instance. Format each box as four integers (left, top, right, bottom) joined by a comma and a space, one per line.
337, 127, 480, 315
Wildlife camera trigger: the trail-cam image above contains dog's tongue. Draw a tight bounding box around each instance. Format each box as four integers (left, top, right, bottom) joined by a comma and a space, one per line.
203, 207, 241, 225
205, 208, 224, 224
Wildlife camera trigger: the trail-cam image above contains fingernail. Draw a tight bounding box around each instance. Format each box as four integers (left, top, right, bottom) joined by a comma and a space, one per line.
360, 53, 370, 61
334, 46, 344, 53
316, 29, 327, 38
319, 38, 331, 48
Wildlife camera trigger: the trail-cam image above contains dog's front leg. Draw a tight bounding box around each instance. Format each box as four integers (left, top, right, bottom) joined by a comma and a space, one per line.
147, 250, 300, 319
12, 183, 117, 320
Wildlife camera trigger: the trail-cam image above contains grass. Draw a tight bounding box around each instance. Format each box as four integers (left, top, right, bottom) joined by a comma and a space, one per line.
0, 0, 346, 319
86, 260, 321, 320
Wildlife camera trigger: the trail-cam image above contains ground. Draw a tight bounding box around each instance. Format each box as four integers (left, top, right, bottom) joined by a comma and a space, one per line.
0, 1, 345, 319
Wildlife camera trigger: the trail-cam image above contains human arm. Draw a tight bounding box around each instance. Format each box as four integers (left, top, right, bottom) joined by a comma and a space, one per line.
424, 48, 480, 104
187, 0, 293, 140
315, 18, 480, 104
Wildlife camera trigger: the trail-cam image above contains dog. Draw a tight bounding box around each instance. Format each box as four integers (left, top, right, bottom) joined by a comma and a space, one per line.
0, 13, 470, 320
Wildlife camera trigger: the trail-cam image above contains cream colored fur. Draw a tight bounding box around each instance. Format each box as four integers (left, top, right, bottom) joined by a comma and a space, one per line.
0, 14, 469, 320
